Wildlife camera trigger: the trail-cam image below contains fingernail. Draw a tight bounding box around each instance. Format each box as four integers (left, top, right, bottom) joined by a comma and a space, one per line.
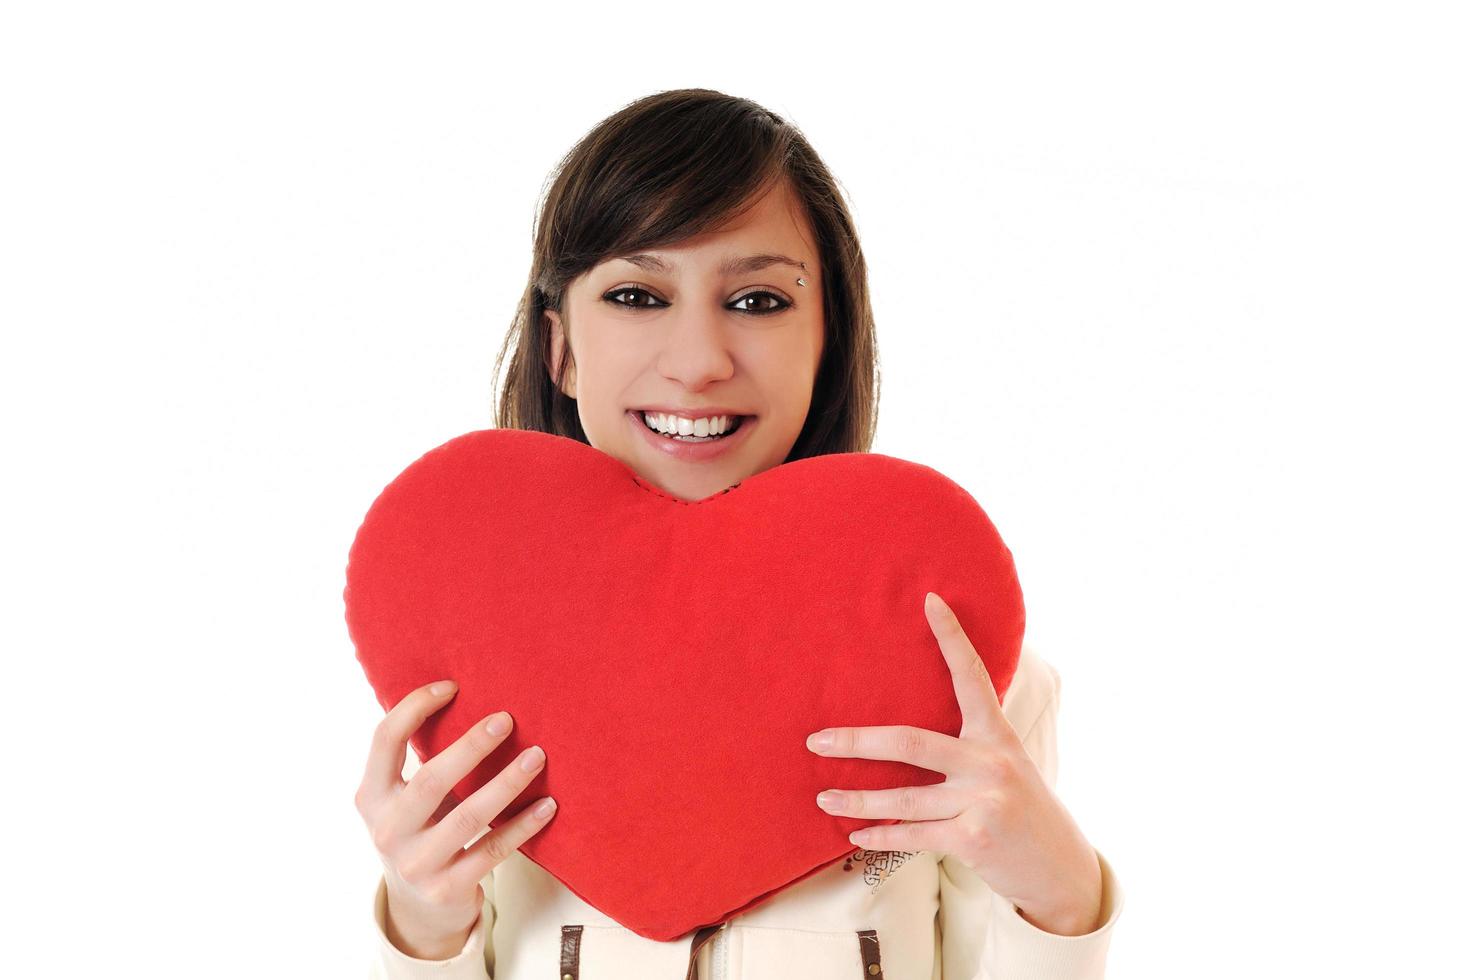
817, 791, 842, 810
808, 730, 834, 751
431, 681, 456, 696
486, 712, 511, 736
520, 745, 546, 772
534, 797, 556, 818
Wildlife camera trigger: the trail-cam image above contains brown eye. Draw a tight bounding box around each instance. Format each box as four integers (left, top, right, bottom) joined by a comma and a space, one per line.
730, 291, 790, 315
604, 286, 660, 308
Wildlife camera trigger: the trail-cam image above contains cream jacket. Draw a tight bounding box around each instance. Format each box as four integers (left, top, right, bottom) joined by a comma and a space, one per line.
368, 643, 1125, 978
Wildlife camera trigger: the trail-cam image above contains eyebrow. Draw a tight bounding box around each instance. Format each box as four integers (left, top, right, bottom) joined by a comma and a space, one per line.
613, 252, 809, 277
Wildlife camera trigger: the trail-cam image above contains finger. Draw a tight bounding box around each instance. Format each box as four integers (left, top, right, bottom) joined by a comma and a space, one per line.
848, 815, 956, 854
424, 739, 546, 858
446, 793, 558, 896
816, 781, 967, 823
809, 723, 966, 774
393, 709, 521, 837
359, 680, 460, 810
925, 592, 1010, 742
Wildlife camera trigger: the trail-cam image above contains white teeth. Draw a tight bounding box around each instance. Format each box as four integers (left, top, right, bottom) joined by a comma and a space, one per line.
641, 412, 734, 437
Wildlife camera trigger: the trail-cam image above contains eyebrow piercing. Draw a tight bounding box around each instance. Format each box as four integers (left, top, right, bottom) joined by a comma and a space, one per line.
796, 276, 808, 286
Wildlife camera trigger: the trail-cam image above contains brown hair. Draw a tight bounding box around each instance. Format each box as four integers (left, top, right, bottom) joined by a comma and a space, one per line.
491, 88, 880, 462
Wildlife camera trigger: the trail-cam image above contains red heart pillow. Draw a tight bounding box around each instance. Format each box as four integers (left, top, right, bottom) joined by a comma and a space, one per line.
344, 428, 1024, 941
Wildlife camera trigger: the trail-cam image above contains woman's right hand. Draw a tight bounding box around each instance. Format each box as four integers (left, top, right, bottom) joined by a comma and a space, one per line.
355, 679, 557, 959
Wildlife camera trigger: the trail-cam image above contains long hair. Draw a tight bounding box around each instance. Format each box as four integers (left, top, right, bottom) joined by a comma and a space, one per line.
492, 88, 880, 461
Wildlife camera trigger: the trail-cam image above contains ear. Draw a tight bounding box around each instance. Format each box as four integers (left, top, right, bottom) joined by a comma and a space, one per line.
545, 309, 576, 399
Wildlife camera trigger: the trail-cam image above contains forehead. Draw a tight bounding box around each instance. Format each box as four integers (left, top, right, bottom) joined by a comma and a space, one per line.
604, 181, 818, 277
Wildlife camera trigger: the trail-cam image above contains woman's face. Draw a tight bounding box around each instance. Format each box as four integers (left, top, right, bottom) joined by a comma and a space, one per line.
545, 181, 825, 502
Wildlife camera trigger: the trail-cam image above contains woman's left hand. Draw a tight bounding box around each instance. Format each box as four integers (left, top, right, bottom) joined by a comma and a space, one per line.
806, 592, 1104, 936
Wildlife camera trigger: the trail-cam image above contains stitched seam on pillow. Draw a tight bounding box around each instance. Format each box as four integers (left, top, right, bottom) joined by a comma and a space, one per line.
628, 476, 741, 506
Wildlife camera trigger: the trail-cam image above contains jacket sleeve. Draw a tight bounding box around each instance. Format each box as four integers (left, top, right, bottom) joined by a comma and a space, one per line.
937, 649, 1125, 979
368, 869, 497, 979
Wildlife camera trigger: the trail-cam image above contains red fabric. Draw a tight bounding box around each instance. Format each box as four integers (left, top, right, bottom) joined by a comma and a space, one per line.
344, 428, 1025, 941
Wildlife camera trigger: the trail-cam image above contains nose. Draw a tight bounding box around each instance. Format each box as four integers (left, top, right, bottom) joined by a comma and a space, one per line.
655, 308, 738, 389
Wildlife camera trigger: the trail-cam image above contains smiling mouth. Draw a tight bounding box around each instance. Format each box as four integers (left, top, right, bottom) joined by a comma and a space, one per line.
632, 412, 753, 442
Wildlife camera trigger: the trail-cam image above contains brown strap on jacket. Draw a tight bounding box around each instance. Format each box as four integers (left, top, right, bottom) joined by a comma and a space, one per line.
558, 924, 583, 980
684, 922, 725, 980
857, 928, 886, 977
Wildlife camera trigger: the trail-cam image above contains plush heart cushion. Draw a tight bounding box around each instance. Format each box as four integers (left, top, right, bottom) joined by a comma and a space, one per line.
344, 428, 1024, 941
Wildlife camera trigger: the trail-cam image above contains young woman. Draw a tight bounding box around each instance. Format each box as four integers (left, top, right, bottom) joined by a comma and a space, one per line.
357, 88, 1123, 980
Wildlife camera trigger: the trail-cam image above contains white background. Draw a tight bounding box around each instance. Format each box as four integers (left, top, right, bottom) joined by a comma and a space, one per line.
4, 2, 1472, 977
